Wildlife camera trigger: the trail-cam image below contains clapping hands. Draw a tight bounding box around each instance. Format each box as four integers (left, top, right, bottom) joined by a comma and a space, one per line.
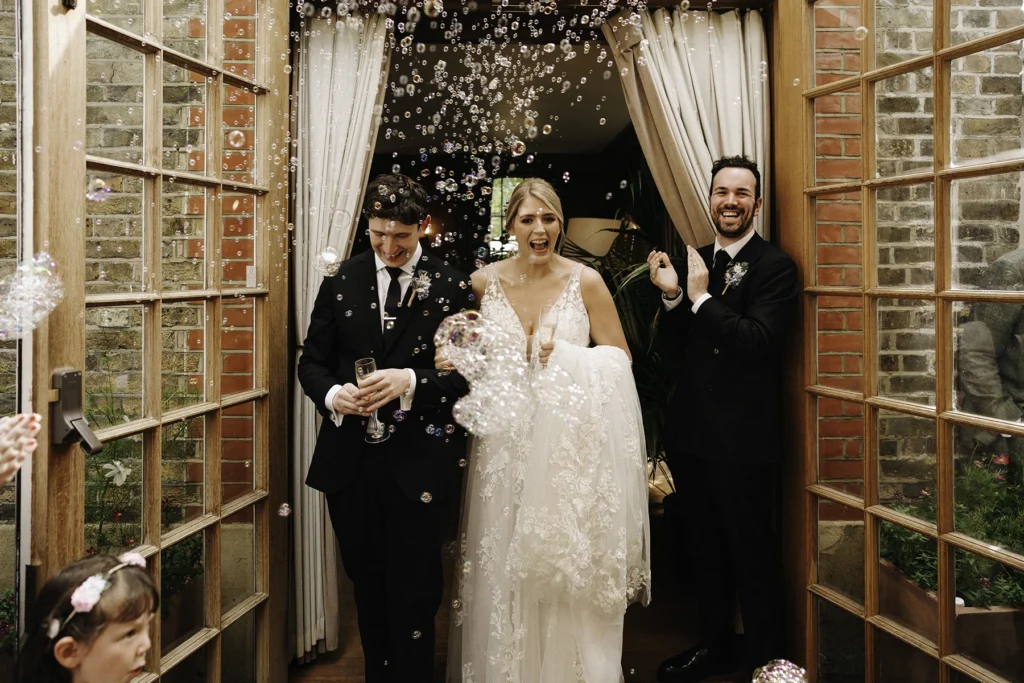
0, 413, 41, 486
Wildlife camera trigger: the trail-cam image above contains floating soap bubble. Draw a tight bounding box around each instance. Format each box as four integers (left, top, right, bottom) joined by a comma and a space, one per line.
509, 137, 526, 157
227, 130, 246, 148
278, 503, 292, 517
86, 178, 111, 201
0, 253, 65, 341
752, 660, 807, 683
853, 26, 869, 41
314, 246, 341, 276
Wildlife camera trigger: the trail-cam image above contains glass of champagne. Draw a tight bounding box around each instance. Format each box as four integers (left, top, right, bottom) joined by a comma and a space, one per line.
537, 304, 559, 345
354, 357, 389, 444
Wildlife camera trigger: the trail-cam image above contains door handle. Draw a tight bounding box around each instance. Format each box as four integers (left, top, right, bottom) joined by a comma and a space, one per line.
50, 368, 104, 455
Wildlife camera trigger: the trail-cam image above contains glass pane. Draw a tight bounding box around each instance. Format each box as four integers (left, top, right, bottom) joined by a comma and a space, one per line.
161, 301, 205, 411
874, 0, 934, 69
86, 34, 144, 165
223, 401, 255, 504
85, 306, 145, 428
85, 433, 143, 556
876, 183, 935, 289
221, 506, 255, 614
875, 67, 934, 178
954, 548, 1024, 682
160, 531, 206, 656
877, 410, 936, 522
814, 191, 862, 287
162, 63, 207, 174
874, 627, 938, 681
223, 85, 256, 184
222, 192, 256, 287
817, 597, 865, 682
816, 296, 864, 392
877, 298, 936, 405
878, 520, 938, 643
86, 0, 145, 35
951, 173, 1024, 288
161, 642, 207, 682
161, 416, 205, 533
85, 172, 145, 294
951, 5, 1024, 47
954, 300, 1024, 425
951, 41, 1024, 168
223, 298, 254, 395
221, 610, 256, 683
224, 2, 258, 81
951, 422, 1024, 559
813, 4, 863, 87
817, 397, 865, 495
817, 498, 864, 604
163, 2, 207, 62
814, 89, 863, 184
161, 180, 206, 291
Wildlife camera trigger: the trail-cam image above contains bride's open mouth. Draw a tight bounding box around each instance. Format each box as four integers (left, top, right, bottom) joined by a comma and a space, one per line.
529, 237, 549, 255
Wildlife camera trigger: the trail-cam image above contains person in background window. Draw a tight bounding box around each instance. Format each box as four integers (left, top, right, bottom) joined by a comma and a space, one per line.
647, 156, 798, 682
0, 412, 41, 486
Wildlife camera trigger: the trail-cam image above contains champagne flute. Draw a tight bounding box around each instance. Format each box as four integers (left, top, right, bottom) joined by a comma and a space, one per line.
354, 357, 390, 444
537, 304, 559, 345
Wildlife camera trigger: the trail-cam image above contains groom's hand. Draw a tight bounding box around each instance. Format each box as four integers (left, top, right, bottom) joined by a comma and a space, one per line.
331, 383, 368, 417
685, 245, 709, 302
353, 369, 412, 413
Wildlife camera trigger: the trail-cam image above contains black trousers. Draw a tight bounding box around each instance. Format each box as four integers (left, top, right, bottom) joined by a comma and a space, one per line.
667, 452, 785, 669
325, 454, 444, 683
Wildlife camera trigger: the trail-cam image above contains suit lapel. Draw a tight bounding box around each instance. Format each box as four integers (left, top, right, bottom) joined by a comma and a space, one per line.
382, 251, 431, 356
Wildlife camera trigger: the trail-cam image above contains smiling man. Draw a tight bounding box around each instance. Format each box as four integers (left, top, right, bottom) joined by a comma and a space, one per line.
647, 156, 799, 682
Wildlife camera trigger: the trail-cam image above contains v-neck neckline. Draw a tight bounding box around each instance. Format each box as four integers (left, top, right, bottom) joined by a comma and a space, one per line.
491, 265, 576, 342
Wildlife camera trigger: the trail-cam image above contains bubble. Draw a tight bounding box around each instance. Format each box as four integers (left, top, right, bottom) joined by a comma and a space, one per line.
599, 117, 606, 125
0, 253, 65, 341
278, 503, 291, 517
619, 180, 628, 189
424, 0, 441, 18
603, 70, 612, 80
227, 130, 246, 148
606, 192, 613, 200
542, 124, 552, 135
543, 43, 556, 53
792, 78, 801, 87
86, 178, 111, 201
314, 247, 341, 276
392, 164, 401, 173
393, 409, 407, 422
283, 64, 292, 75
853, 26, 869, 41
509, 138, 526, 157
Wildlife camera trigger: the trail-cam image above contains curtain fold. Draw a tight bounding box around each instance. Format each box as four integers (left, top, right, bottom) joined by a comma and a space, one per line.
603, 9, 771, 247
290, 14, 390, 661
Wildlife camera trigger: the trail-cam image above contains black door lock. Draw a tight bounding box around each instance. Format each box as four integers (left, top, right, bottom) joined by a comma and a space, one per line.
50, 368, 104, 455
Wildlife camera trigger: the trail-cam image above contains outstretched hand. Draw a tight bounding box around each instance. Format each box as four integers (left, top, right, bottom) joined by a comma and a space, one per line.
0, 413, 41, 486
647, 250, 680, 298
685, 245, 709, 302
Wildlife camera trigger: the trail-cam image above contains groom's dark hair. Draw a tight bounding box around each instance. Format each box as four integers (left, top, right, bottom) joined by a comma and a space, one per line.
362, 173, 429, 226
709, 155, 761, 201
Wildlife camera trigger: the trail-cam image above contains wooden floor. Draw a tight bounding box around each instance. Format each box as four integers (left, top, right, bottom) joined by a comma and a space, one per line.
289, 502, 699, 683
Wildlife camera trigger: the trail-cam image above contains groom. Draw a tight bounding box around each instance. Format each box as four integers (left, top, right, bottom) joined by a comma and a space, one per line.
298, 173, 473, 682
648, 156, 798, 681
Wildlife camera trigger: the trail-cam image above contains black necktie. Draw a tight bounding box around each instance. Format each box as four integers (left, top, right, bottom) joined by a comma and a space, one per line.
710, 250, 730, 285
384, 266, 403, 319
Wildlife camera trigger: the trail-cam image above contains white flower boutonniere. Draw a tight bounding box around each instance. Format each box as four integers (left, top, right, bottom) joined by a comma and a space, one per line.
722, 261, 749, 295
407, 271, 432, 306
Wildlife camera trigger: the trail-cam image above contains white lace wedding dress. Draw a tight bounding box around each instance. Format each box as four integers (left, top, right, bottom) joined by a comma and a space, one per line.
448, 263, 651, 683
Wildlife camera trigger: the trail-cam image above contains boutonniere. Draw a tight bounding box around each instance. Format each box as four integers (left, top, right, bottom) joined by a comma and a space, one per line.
722, 261, 748, 295
407, 270, 432, 306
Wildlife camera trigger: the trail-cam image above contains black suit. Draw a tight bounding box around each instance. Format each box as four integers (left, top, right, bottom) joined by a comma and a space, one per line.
298, 247, 473, 683
660, 232, 798, 670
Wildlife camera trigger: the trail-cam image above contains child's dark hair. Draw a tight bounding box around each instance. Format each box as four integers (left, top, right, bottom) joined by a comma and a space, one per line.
18, 554, 159, 683
362, 173, 428, 225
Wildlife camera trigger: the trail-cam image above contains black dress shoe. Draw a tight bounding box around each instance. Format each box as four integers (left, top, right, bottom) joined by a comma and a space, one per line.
656, 642, 738, 683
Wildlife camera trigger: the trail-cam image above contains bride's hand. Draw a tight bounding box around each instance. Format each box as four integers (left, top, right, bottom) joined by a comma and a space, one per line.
538, 340, 555, 366
434, 346, 454, 371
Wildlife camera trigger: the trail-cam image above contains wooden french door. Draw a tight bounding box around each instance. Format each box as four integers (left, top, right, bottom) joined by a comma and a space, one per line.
28, 1, 289, 680
776, 0, 1024, 681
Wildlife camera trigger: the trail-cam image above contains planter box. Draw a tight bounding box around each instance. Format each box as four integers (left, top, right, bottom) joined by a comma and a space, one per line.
878, 559, 1024, 677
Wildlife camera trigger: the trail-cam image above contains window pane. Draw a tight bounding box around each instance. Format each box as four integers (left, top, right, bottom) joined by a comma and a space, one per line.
85, 306, 145, 428
877, 410, 936, 523
950, 4, 1024, 47
85, 433, 143, 556
221, 610, 256, 683
162, 63, 207, 174
954, 300, 1024, 424
817, 597, 865, 682
224, 1, 258, 81
221, 506, 255, 614
813, 4, 862, 87
85, 173, 145, 295
817, 498, 864, 604
874, 67, 934, 178
86, 0, 145, 36
814, 89, 863, 185
950, 41, 1024, 168
876, 183, 935, 289
223, 85, 256, 184
817, 397, 865, 496
953, 548, 1024, 682
161, 416, 205, 533
874, 626, 938, 682
162, 180, 206, 291
951, 173, 1024, 289
874, 0, 934, 69
160, 531, 206, 656
816, 296, 864, 392
163, 2, 207, 62
222, 192, 256, 287
951, 422, 1024, 559
86, 34, 144, 165
161, 642, 207, 682
877, 298, 936, 406
814, 191, 862, 287
878, 520, 938, 643
161, 301, 206, 411
222, 401, 255, 505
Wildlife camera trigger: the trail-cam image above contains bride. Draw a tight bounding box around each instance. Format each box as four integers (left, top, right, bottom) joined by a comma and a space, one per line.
443, 178, 651, 683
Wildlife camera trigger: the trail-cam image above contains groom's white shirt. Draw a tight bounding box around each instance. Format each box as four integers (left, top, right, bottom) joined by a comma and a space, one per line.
324, 244, 421, 427
662, 229, 756, 313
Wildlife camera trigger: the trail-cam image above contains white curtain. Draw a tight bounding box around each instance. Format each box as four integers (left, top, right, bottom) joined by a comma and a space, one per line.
290, 14, 390, 661
603, 9, 771, 246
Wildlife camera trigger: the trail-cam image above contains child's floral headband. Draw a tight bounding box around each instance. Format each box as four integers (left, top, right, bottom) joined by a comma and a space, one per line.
47, 552, 147, 640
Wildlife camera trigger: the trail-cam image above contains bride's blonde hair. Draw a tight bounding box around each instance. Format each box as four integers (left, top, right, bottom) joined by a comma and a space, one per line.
503, 178, 565, 235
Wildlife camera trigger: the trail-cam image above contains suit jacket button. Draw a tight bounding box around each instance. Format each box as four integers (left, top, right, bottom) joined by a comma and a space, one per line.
420, 492, 433, 503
